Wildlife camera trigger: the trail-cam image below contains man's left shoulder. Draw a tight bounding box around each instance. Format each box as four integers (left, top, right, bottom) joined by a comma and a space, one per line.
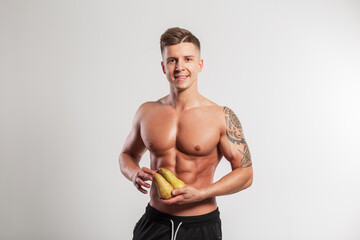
203, 103, 231, 116
198, 102, 228, 129
208, 105, 244, 131
198, 101, 223, 117
198, 97, 238, 121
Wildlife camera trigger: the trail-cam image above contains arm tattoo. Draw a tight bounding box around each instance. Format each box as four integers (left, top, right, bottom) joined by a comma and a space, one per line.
223, 106, 252, 168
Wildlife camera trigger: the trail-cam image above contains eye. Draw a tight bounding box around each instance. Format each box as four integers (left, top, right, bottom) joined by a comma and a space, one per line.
168, 59, 175, 63
186, 58, 192, 62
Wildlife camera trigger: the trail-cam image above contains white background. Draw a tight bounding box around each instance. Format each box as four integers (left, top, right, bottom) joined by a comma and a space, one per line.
1, 0, 360, 239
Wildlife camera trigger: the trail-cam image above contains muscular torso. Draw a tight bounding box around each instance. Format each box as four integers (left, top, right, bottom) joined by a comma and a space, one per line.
140, 97, 225, 216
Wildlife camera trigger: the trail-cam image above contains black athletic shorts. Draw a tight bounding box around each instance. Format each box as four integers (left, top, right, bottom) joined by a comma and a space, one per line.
133, 203, 222, 240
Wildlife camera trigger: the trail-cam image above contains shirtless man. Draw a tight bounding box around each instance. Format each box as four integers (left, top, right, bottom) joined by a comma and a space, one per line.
119, 27, 253, 240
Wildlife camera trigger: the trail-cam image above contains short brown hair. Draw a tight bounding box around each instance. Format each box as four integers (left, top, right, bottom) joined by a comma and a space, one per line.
160, 27, 200, 54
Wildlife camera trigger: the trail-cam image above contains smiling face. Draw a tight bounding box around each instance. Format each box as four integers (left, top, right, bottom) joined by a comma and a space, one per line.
161, 42, 203, 92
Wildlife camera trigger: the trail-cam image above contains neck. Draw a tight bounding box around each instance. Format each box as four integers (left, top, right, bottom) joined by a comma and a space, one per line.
168, 81, 202, 111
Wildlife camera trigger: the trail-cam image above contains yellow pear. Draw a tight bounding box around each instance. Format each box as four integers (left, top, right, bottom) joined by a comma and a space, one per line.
153, 173, 174, 199
159, 168, 186, 189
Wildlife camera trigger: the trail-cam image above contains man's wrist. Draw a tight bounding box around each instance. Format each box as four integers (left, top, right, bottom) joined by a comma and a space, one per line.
199, 186, 212, 200
129, 168, 140, 183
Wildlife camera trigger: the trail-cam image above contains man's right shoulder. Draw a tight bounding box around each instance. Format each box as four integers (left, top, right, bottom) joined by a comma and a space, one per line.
137, 95, 168, 111
135, 98, 166, 116
137, 100, 162, 112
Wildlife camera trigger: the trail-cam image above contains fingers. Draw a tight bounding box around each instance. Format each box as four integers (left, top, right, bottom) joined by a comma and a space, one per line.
171, 187, 187, 196
138, 167, 156, 181
162, 187, 202, 205
161, 188, 189, 204
161, 195, 185, 205
133, 175, 151, 194
136, 177, 151, 188
138, 171, 153, 181
133, 167, 157, 194
135, 182, 148, 194
142, 167, 157, 176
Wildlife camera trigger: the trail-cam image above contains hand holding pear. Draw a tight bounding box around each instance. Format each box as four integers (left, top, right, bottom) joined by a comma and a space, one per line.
153, 168, 186, 199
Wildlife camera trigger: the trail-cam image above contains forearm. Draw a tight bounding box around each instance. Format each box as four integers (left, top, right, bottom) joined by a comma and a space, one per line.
118, 152, 141, 182
201, 167, 253, 199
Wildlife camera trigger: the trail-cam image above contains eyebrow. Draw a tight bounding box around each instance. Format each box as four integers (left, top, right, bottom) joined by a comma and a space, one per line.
166, 55, 195, 61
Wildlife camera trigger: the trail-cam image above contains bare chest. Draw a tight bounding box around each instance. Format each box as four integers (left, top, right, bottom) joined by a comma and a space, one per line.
140, 108, 221, 156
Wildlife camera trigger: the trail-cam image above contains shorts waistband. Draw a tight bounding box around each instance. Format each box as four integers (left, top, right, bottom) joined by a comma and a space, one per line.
144, 203, 220, 225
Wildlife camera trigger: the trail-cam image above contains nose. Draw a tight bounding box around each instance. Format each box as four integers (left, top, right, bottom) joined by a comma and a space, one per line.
175, 59, 185, 71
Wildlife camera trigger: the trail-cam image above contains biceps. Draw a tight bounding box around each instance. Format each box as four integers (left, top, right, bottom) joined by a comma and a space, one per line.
219, 134, 252, 169
219, 135, 241, 168
122, 127, 147, 161
236, 140, 252, 168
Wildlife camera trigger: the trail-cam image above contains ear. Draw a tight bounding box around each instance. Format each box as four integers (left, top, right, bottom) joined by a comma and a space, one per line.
161, 61, 166, 74
198, 59, 204, 72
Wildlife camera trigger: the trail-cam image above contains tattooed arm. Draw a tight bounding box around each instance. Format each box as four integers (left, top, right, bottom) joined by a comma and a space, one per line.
200, 106, 253, 197
223, 106, 252, 168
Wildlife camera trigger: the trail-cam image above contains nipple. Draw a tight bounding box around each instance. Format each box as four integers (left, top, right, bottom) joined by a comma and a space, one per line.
194, 145, 201, 151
